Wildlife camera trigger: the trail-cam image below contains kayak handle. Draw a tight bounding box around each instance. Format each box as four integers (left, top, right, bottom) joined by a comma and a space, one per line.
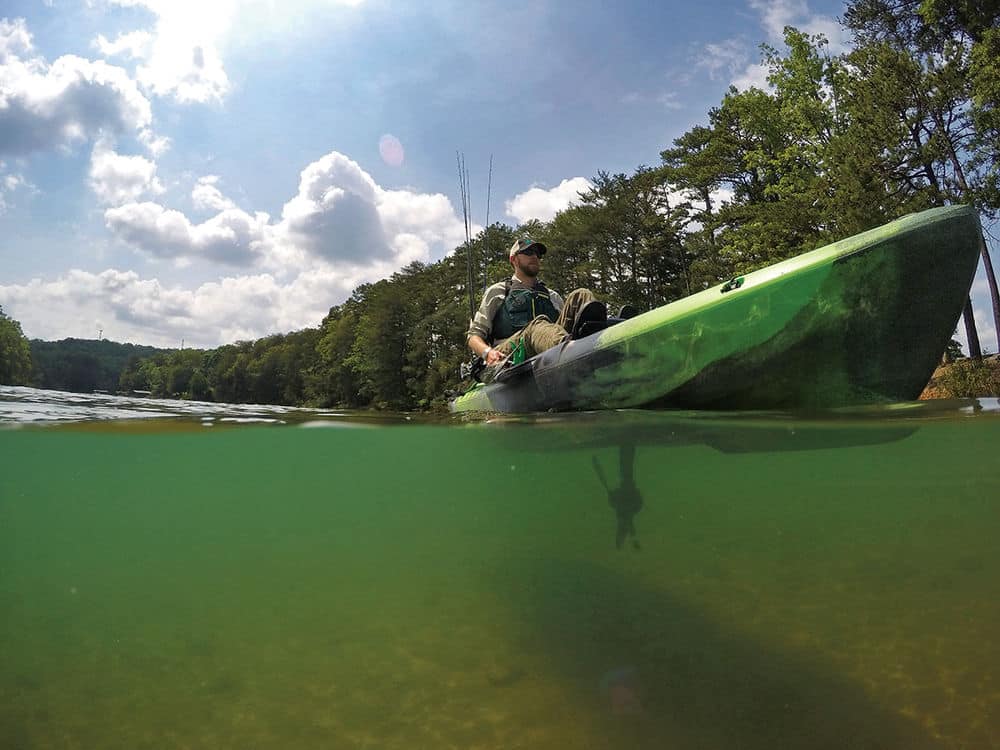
721, 276, 745, 293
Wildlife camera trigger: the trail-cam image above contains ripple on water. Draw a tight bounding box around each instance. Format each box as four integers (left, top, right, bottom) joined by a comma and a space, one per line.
2, 385, 999, 432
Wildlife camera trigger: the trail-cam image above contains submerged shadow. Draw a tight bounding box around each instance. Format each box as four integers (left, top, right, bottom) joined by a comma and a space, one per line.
489, 557, 943, 750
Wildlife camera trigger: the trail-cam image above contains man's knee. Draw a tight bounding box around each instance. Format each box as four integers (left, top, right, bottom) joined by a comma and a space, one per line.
523, 319, 568, 355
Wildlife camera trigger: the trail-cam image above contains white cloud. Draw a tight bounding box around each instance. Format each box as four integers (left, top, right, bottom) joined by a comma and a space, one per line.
97, 0, 233, 104
750, 0, 808, 41
138, 127, 170, 156
0, 17, 33, 60
803, 16, 851, 53
749, 0, 851, 53
0, 161, 35, 213
376, 187, 468, 251
191, 175, 236, 212
505, 177, 593, 223
94, 30, 153, 59
696, 39, 750, 82
105, 200, 273, 266
104, 150, 468, 275
0, 18, 153, 156
88, 139, 164, 205
702, 0, 851, 93
621, 90, 683, 109
0, 268, 356, 349
657, 92, 683, 109
732, 62, 772, 91
279, 151, 392, 263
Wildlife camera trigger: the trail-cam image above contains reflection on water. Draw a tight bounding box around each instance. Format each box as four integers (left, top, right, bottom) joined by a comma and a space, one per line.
592, 446, 644, 550
1, 386, 999, 749
0, 385, 307, 425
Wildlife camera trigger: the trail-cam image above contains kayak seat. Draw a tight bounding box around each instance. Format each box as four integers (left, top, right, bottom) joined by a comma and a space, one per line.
573, 316, 629, 339
571, 301, 641, 339
571, 301, 607, 339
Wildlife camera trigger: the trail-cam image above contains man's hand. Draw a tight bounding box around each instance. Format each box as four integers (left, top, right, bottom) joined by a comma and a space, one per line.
484, 347, 505, 366
469, 334, 505, 366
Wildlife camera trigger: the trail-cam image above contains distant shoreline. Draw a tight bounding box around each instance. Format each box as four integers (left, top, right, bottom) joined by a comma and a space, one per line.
8, 356, 999, 408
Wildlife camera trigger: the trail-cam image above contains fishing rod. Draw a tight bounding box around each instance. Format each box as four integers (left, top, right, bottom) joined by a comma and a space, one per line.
456, 152, 474, 321
482, 154, 493, 294
457, 152, 495, 318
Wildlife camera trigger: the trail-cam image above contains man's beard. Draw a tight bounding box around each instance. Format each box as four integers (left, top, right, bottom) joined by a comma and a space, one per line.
516, 258, 539, 277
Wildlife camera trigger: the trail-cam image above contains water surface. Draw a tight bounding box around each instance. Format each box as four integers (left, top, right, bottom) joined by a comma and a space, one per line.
2, 386, 998, 749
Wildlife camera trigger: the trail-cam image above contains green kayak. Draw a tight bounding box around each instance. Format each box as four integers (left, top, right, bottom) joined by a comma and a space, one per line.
451, 205, 983, 413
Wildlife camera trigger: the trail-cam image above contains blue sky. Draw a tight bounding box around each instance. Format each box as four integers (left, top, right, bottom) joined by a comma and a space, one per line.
0, 0, 996, 351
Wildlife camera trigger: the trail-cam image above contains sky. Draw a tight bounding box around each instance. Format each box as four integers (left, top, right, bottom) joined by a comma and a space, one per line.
0, 0, 996, 352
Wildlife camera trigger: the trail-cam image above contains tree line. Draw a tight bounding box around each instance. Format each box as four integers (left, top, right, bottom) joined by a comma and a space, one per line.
30, 338, 166, 393
0, 322, 170, 392
0, 305, 32, 385
3, 0, 998, 406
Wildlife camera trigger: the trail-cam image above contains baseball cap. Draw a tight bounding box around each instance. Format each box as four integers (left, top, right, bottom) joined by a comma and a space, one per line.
508, 237, 547, 259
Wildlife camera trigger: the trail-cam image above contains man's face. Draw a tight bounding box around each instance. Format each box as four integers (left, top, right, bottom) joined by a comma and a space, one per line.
512, 247, 542, 277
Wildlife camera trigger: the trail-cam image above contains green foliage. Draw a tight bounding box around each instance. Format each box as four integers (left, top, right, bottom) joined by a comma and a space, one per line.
348, 278, 414, 408
316, 304, 364, 407
549, 168, 692, 309
945, 338, 966, 361
841, 0, 1000, 352
188, 370, 212, 401
115, 329, 323, 405
969, 25, 1000, 207
31, 338, 165, 392
0, 306, 33, 385
341, 260, 471, 410
937, 358, 1000, 397
661, 30, 852, 278
843, 0, 1000, 212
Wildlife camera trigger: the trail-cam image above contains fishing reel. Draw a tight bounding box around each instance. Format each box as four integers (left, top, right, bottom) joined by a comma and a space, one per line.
459, 355, 486, 382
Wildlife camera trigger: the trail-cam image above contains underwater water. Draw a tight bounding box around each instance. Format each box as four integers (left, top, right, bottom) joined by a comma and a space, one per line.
1, 386, 999, 749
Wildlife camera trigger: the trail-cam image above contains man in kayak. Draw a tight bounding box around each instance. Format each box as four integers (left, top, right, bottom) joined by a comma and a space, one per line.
466, 237, 605, 369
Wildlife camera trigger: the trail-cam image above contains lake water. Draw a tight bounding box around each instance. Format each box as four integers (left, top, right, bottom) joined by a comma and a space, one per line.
2, 385, 999, 749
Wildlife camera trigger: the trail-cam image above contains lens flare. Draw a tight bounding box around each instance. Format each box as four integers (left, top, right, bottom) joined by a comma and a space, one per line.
378, 134, 404, 167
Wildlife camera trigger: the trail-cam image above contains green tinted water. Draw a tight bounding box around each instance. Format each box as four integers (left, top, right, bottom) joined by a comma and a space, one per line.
1, 396, 999, 749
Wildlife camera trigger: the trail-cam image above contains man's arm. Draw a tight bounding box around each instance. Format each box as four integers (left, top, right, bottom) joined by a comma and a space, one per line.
466, 283, 507, 364
468, 333, 504, 366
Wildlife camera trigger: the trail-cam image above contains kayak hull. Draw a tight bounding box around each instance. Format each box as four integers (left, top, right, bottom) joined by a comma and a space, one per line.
450, 205, 983, 413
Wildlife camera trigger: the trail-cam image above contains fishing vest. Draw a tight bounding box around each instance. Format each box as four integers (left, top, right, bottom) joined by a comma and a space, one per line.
491, 280, 560, 341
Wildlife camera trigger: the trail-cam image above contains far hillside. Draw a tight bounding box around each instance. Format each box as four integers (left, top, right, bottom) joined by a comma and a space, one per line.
30, 338, 173, 394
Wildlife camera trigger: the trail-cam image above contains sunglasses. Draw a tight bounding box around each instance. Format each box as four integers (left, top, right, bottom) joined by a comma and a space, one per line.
518, 247, 544, 257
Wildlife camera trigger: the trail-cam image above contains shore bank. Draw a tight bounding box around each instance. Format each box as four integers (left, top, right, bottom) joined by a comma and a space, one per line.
919, 355, 1000, 399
